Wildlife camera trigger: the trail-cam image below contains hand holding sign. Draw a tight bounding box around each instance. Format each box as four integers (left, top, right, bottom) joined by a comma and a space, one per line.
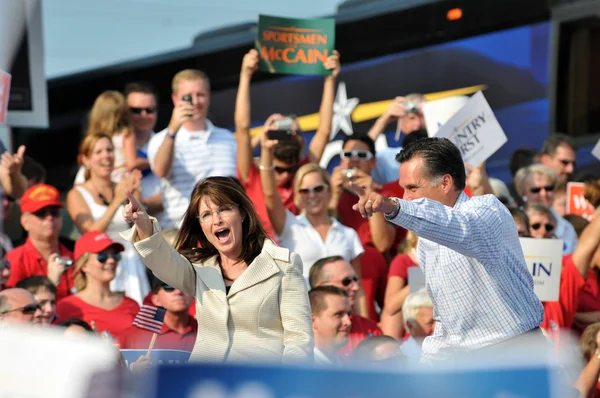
349, 182, 395, 219
123, 190, 153, 240
241, 49, 260, 77
324, 50, 341, 78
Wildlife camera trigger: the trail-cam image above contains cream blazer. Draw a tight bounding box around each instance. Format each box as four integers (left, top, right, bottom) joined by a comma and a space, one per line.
120, 221, 314, 364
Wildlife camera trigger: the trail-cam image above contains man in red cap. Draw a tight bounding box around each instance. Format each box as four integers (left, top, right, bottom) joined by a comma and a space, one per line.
6, 184, 75, 300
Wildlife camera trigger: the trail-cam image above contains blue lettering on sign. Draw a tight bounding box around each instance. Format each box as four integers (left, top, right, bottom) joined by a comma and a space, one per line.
531, 262, 552, 277
120, 349, 191, 370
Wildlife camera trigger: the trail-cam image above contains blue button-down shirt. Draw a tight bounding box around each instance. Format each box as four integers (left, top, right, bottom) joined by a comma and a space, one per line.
387, 192, 544, 361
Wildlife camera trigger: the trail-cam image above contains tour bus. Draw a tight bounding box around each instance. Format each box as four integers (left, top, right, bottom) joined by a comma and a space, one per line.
12, 0, 600, 188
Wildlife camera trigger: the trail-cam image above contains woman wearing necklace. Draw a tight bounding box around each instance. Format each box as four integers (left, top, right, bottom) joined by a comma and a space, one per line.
67, 132, 150, 305
120, 176, 313, 363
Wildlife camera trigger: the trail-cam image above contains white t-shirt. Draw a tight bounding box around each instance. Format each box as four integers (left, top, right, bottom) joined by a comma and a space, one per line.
147, 120, 236, 229
276, 210, 364, 279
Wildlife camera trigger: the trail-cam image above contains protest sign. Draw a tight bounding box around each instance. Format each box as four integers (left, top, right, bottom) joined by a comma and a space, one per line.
432, 91, 507, 167
519, 237, 563, 302
256, 15, 335, 76
592, 137, 600, 161
408, 266, 425, 293
423, 95, 468, 136
566, 182, 596, 221
120, 349, 190, 370
0, 69, 11, 125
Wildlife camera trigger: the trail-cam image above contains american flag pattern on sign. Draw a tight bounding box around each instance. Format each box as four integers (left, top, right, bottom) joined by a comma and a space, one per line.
133, 305, 166, 334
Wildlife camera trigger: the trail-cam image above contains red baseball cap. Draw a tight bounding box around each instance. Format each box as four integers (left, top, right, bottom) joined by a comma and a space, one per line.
74, 231, 125, 262
20, 184, 63, 214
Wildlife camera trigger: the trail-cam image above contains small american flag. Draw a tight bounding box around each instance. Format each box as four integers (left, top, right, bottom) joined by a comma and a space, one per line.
133, 305, 166, 334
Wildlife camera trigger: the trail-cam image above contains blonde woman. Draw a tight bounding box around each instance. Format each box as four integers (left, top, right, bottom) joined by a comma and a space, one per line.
74, 91, 137, 184
55, 231, 139, 341
380, 231, 419, 339
67, 132, 149, 304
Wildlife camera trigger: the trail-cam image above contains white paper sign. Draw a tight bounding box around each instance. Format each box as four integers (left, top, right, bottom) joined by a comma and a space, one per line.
592, 138, 600, 161
423, 95, 468, 136
519, 237, 563, 302
408, 266, 426, 293
0, 69, 11, 125
432, 91, 507, 167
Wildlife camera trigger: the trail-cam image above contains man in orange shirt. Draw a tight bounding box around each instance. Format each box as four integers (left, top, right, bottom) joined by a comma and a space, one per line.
120, 280, 197, 352
7, 184, 74, 299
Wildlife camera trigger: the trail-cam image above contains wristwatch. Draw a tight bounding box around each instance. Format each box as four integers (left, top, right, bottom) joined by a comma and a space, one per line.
384, 198, 401, 220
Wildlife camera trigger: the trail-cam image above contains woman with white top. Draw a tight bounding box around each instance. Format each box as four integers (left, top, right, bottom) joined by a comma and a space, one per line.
66, 132, 149, 304
259, 128, 364, 282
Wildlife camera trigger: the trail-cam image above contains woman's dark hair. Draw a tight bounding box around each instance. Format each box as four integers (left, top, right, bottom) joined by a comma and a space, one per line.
15, 276, 57, 296
57, 318, 94, 332
396, 137, 466, 191
174, 176, 270, 265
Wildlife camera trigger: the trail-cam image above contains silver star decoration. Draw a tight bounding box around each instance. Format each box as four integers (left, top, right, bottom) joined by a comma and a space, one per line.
331, 81, 359, 139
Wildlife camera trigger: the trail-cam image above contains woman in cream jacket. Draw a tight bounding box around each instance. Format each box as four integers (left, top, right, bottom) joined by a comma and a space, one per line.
120, 176, 313, 363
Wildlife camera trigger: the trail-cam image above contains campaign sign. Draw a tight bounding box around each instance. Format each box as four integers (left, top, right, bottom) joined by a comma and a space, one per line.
256, 15, 335, 76
120, 349, 190, 370
432, 91, 507, 167
423, 95, 468, 136
408, 266, 425, 293
0, 69, 11, 125
145, 361, 557, 398
519, 237, 563, 302
566, 182, 596, 221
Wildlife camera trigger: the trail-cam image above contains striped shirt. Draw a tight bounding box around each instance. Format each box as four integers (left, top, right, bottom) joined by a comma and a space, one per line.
148, 120, 236, 228
386, 192, 544, 361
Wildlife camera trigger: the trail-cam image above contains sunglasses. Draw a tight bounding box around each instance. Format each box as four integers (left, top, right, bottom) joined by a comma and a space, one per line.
341, 150, 373, 161
0, 260, 10, 271
529, 185, 554, 194
274, 165, 298, 174
129, 107, 156, 115
96, 252, 122, 263
161, 285, 176, 292
531, 223, 554, 233
299, 184, 328, 195
32, 207, 61, 219
341, 275, 359, 287
1, 303, 41, 315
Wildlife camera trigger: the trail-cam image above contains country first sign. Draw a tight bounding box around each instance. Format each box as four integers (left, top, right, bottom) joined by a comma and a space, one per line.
256, 15, 335, 76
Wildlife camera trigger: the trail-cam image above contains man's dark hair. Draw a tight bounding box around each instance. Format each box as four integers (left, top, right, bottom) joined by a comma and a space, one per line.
123, 81, 159, 102
309, 285, 348, 315
273, 139, 302, 165
542, 133, 577, 155
22, 156, 46, 184
342, 133, 376, 157
509, 207, 530, 231
57, 318, 94, 332
510, 148, 540, 178
353, 335, 403, 362
308, 255, 344, 289
395, 137, 466, 191
15, 276, 57, 295
402, 129, 428, 148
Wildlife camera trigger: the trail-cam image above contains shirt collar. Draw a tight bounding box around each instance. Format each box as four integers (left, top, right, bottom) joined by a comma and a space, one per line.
453, 191, 470, 207
160, 317, 197, 336
296, 214, 340, 229
24, 239, 72, 263
314, 347, 341, 365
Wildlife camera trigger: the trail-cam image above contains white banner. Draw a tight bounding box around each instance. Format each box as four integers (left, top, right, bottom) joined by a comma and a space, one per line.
432, 91, 507, 167
519, 237, 563, 302
423, 95, 468, 136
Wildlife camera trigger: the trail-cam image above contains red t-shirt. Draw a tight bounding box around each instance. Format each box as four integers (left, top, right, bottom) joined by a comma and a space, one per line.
337, 314, 383, 360
359, 246, 388, 322
7, 239, 75, 300
120, 318, 198, 351
55, 295, 140, 342
238, 158, 308, 240
540, 255, 585, 340
142, 291, 196, 318
388, 253, 418, 281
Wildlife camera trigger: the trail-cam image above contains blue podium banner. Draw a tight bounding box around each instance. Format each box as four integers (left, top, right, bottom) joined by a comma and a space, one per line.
146, 362, 558, 398
120, 349, 190, 369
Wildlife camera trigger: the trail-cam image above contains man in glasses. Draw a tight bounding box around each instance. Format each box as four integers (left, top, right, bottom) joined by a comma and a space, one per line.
540, 134, 577, 184
124, 82, 164, 224
234, 49, 338, 239
120, 279, 196, 351
308, 256, 382, 360
6, 184, 75, 300
148, 69, 236, 229
515, 164, 578, 254
0, 287, 42, 324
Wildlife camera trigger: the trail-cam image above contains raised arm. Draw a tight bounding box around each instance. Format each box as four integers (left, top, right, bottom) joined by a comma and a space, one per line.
259, 125, 289, 236
307, 50, 340, 164
120, 190, 196, 296
123, 132, 150, 171
235, 49, 259, 183
367, 97, 406, 141
571, 214, 600, 278
0, 145, 28, 199
152, 101, 193, 178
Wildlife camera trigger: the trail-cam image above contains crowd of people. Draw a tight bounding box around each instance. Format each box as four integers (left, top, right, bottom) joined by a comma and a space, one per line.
0, 48, 600, 396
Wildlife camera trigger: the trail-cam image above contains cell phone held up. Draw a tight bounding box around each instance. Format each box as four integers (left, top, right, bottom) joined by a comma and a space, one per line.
268, 117, 294, 141
182, 94, 193, 104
